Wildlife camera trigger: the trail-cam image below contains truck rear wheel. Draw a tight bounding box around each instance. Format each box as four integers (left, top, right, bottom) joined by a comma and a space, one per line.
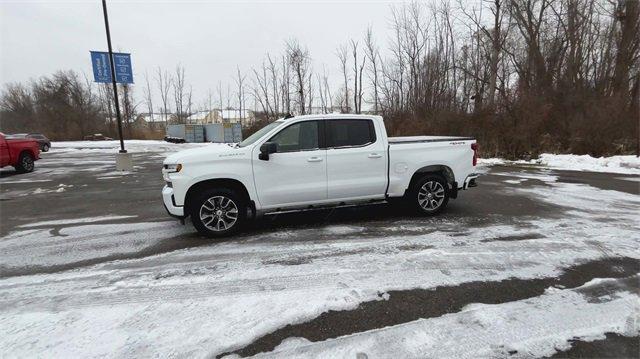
190, 188, 246, 238
15, 152, 35, 173
409, 174, 449, 215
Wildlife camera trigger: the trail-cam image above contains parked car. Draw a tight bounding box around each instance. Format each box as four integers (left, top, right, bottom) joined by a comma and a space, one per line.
7, 133, 51, 152
83, 134, 113, 141
27, 133, 51, 152
162, 114, 479, 237
0, 132, 40, 173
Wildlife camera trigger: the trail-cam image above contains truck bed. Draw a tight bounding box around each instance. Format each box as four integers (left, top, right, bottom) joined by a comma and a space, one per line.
385, 135, 477, 198
388, 136, 475, 144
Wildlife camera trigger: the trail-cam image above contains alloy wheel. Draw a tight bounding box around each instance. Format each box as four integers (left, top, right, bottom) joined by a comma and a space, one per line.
418, 181, 445, 211
22, 156, 34, 172
199, 195, 239, 231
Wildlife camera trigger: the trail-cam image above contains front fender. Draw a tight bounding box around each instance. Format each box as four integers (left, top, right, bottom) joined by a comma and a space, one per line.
173, 172, 258, 208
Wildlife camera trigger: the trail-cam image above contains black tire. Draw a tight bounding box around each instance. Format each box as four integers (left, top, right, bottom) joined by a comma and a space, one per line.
190, 188, 246, 238
408, 174, 449, 215
42, 143, 50, 152
15, 152, 35, 173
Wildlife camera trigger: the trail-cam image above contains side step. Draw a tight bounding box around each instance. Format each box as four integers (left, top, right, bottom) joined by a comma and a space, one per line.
263, 199, 386, 216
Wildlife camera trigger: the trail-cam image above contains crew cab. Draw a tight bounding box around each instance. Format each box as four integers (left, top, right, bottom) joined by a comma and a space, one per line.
0, 132, 40, 173
162, 114, 478, 237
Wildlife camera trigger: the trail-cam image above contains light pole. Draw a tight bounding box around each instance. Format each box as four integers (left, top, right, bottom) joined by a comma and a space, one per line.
101, 0, 126, 153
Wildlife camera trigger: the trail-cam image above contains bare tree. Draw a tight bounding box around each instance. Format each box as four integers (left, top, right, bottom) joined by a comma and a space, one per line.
350, 40, 366, 114
306, 71, 314, 114
187, 85, 193, 116
206, 88, 214, 113
172, 64, 187, 123
155, 67, 172, 124
98, 83, 114, 132
365, 26, 381, 114
336, 44, 350, 112
611, 0, 640, 96
236, 67, 247, 126
119, 82, 136, 136
217, 81, 224, 111
280, 54, 292, 115
267, 54, 281, 117
286, 39, 311, 115
252, 58, 274, 119
143, 71, 154, 122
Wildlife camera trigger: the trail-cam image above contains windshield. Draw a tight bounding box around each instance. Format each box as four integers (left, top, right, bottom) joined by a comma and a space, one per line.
237, 121, 281, 148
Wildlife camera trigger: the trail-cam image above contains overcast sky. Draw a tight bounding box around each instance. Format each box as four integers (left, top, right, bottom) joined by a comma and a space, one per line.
1, 0, 406, 110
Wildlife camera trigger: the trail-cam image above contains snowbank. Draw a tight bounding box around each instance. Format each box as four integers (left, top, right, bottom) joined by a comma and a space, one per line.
479, 154, 640, 174
535, 154, 640, 174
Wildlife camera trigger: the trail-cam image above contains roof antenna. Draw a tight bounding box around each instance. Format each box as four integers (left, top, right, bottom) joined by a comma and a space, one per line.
284, 113, 294, 119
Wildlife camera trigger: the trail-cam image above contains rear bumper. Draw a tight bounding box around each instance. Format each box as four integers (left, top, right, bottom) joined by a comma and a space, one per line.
162, 185, 184, 218
463, 173, 479, 189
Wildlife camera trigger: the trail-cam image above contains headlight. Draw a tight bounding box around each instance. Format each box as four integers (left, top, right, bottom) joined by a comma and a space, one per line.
163, 163, 182, 173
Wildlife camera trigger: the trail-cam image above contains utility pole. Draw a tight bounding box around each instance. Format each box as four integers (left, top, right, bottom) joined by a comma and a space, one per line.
101, 0, 126, 153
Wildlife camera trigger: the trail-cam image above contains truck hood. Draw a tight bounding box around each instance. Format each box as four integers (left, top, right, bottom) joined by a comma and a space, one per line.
163, 143, 247, 164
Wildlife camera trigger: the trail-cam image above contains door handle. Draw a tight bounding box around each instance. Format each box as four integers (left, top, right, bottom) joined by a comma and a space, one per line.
368, 153, 382, 159
307, 157, 323, 162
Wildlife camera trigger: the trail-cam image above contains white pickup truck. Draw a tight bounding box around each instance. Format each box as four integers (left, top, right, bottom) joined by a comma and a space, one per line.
162, 114, 478, 237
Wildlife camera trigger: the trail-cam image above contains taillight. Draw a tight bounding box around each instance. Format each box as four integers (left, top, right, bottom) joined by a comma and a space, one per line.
471, 143, 478, 166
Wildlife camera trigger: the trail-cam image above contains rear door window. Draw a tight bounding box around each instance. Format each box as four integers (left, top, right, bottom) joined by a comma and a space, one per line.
326, 119, 375, 148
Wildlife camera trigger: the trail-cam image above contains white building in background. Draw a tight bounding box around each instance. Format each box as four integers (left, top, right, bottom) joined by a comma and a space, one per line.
220, 109, 254, 125
186, 110, 222, 124
137, 113, 173, 129
185, 109, 255, 126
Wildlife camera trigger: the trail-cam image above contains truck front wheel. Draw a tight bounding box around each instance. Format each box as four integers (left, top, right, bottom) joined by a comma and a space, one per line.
190, 188, 246, 238
15, 152, 35, 173
409, 174, 449, 215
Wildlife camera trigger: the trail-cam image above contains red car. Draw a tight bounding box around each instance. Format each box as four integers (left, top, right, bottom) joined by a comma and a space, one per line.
0, 132, 40, 173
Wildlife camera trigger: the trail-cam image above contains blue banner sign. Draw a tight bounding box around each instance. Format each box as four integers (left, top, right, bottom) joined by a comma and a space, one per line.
90, 51, 133, 84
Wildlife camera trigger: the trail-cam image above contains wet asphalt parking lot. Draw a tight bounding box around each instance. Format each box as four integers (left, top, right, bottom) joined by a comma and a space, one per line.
0, 142, 638, 358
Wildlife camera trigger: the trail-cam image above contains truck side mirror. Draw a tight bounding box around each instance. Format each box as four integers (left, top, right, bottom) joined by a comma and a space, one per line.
259, 142, 278, 161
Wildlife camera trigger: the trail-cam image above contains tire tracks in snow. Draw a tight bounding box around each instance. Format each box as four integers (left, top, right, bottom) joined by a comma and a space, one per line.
220, 257, 639, 358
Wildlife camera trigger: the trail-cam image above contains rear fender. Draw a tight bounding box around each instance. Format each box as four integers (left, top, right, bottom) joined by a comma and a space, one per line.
404, 164, 456, 197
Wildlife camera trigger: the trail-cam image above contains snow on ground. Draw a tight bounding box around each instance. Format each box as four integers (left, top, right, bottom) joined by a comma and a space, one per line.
248, 175, 640, 358
1, 143, 639, 357
0, 140, 210, 186
260, 277, 639, 358
51, 140, 211, 154
480, 153, 640, 174
0, 221, 188, 270
492, 170, 558, 183
0, 179, 52, 184
617, 176, 640, 183
31, 183, 73, 194
19, 215, 137, 228
1, 168, 639, 357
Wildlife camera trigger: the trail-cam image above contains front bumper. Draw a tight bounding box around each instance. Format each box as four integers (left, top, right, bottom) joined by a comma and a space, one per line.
162, 185, 184, 217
